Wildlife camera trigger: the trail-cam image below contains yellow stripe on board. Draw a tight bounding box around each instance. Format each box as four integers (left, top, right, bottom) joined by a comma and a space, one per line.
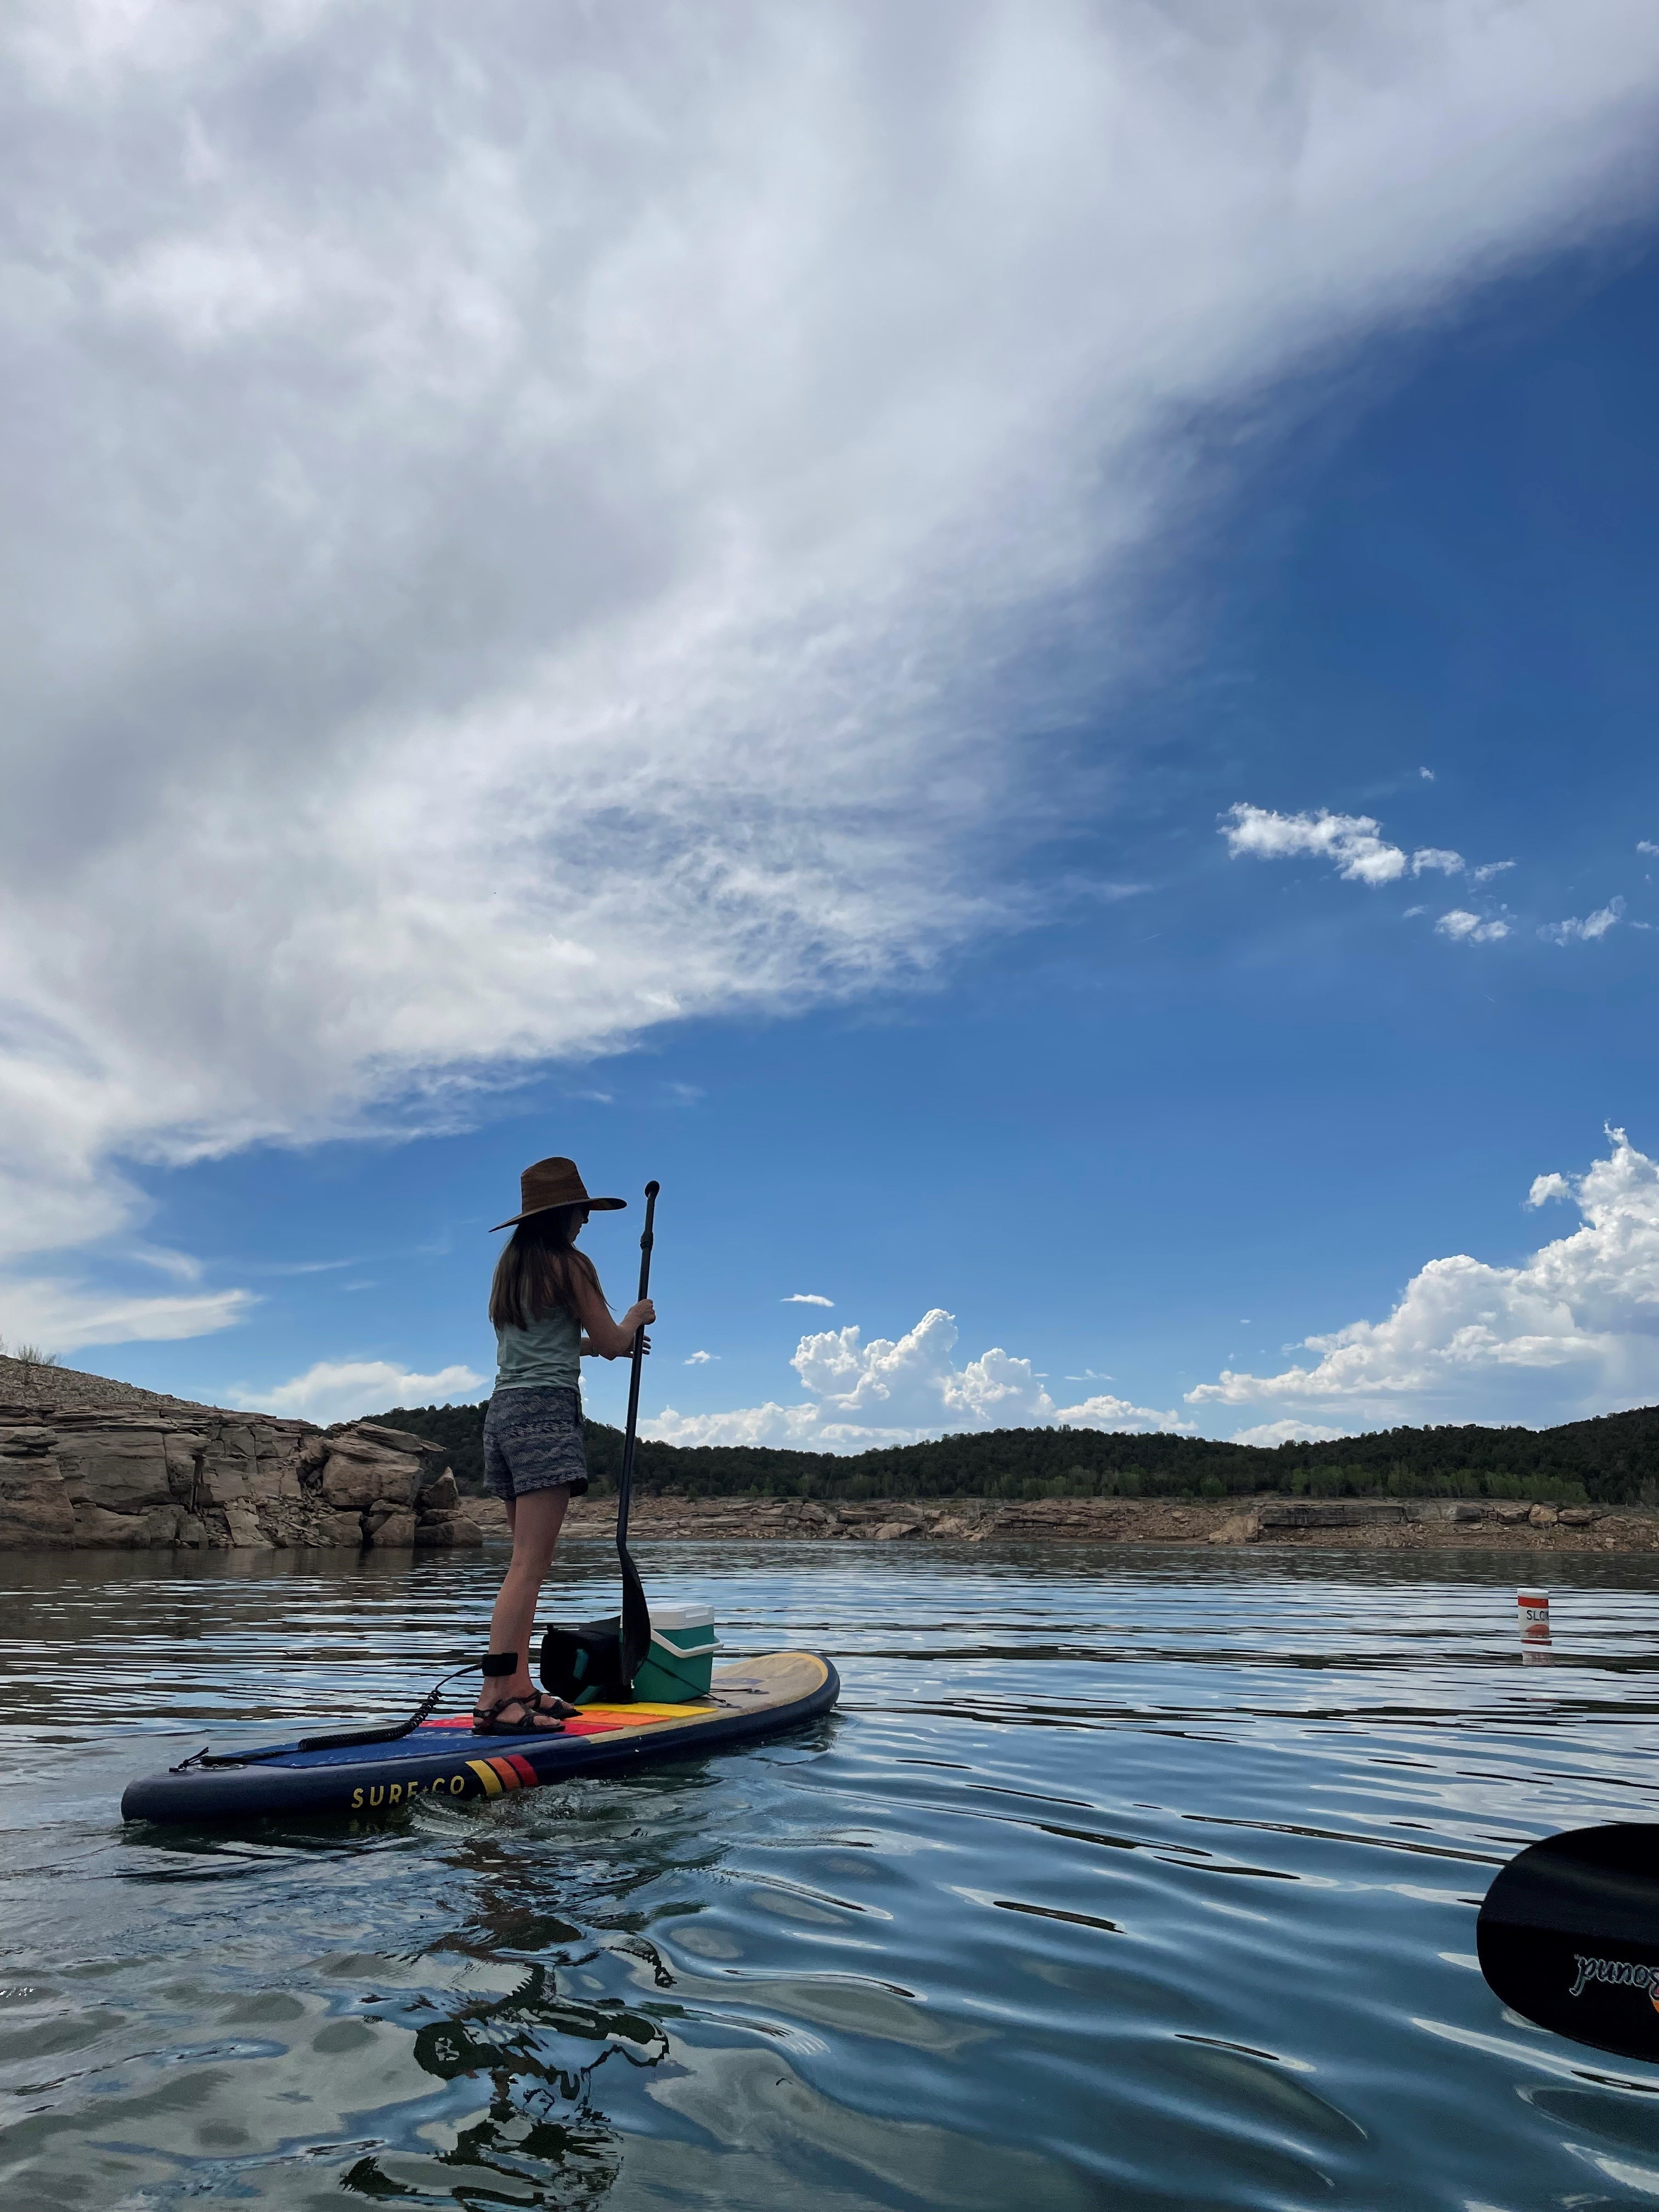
579, 1701, 715, 1719
466, 1759, 504, 1797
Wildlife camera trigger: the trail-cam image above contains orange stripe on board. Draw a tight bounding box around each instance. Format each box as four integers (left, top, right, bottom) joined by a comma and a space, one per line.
487, 1757, 522, 1790
504, 1754, 538, 1788
465, 1759, 504, 1797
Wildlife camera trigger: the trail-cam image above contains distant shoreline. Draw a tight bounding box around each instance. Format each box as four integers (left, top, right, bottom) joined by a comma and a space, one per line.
541, 1491, 1658, 1553
5, 1353, 1656, 1555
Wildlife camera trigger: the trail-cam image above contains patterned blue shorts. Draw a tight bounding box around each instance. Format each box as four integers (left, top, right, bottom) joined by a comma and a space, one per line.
482, 1386, 590, 1501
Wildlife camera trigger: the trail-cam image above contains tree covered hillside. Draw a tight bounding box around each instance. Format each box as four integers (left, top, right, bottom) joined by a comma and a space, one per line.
371, 1401, 1659, 1509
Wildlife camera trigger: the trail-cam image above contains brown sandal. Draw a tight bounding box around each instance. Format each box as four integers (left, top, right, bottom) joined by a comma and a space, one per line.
473, 1648, 572, 1735
472, 1691, 565, 1737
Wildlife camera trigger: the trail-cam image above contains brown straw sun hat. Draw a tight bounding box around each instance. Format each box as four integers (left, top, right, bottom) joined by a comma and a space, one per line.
490, 1156, 627, 1231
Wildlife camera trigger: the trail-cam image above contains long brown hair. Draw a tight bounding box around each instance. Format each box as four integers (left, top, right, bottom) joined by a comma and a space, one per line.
488, 1206, 601, 1330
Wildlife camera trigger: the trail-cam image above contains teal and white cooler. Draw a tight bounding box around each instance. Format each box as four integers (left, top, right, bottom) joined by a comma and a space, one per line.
633, 1607, 721, 1702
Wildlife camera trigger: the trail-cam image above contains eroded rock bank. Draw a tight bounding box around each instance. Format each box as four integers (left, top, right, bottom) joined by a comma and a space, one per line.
0, 1399, 484, 1551
543, 1491, 1659, 1551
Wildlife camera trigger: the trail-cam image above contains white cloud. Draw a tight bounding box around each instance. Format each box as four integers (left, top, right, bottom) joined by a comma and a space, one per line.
1187, 1128, 1659, 1423
644, 1307, 1191, 1451
1231, 1420, 1354, 1448
1436, 910, 1511, 942
1638, 842, 1659, 857
1472, 860, 1516, 883
1420, 768, 1436, 781
0, 1277, 253, 1355
239, 1361, 484, 1425
1221, 804, 1409, 884
1540, 897, 1625, 944
1220, 806, 1476, 888
6, 2, 1659, 1320
684, 1349, 716, 1364
783, 1294, 835, 1308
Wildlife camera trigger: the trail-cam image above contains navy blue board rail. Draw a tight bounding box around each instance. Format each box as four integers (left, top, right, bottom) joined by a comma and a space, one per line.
123, 1652, 838, 1826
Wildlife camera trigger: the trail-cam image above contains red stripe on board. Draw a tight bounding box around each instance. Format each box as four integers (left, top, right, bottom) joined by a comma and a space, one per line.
504, 1754, 539, 1787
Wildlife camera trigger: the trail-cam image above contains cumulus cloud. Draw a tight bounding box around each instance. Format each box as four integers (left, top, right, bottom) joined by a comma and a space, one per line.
238, 1360, 484, 1425
1472, 860, 1516, 883
1221, 805, 1483, 887
6, 1, 1659, 1328
1639, 842, 1659, 857
644, 1307, 1190, 1451
684, 1349, 716, 1364
1540, 897, 1625, 944
1436, 910, 1510, 942
1187, 1128, 1659, 1423
1221, 804, 1412, 884
1231, 1420, 1354, 1448
783, 1293, 835, 1307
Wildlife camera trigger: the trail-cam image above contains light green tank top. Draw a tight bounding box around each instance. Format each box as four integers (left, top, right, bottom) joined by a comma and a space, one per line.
494, 1304, 582, 1392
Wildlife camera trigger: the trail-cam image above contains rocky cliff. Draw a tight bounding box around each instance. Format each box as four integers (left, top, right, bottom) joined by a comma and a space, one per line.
0, 1373, 483, 1551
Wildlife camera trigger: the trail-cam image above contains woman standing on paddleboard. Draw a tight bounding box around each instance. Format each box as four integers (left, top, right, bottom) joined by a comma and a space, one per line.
473, 1156, 654, 1736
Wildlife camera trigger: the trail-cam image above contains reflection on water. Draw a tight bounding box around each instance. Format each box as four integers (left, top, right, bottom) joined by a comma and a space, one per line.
4, 1543, 1659, 2209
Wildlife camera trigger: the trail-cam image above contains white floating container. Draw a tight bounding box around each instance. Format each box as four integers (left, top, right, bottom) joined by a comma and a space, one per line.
1517, 1589, 1551, 1642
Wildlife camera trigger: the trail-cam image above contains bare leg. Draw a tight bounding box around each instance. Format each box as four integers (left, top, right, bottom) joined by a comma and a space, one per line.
478, 1487, 570, 1726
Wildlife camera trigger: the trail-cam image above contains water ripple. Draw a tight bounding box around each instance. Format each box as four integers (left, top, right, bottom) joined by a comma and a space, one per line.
4, 1543, 1659, 2208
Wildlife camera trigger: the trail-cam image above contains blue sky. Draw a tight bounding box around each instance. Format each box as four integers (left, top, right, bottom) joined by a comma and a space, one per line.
3, 5, 1657, 1447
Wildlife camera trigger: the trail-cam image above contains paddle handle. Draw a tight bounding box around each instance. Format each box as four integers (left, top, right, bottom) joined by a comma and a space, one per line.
616, 1180, 658, 1545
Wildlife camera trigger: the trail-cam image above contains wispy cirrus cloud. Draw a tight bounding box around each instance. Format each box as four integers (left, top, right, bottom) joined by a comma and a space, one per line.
0, 1278, 253, 1355
1541, 897, 1626, 944
783, 1293, 835, 1308
6, 0, 1659, 1347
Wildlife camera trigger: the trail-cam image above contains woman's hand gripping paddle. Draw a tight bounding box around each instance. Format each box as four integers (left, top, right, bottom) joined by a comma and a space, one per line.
1477, 1825, 1659, 2061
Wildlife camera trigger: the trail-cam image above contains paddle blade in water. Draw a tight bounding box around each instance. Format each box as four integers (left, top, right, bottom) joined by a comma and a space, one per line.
1477, 1824, 1659, 2061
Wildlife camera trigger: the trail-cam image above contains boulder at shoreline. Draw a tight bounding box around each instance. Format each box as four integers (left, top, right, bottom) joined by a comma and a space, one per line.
0, 1355, 482, 1553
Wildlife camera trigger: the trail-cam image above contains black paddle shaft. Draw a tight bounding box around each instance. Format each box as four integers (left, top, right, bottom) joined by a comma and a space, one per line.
617, 1180, 659, 1549
614, 1180, 658, 1682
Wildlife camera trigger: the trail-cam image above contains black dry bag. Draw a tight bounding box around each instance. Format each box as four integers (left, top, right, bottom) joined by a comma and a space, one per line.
539, 1616, 634, 1703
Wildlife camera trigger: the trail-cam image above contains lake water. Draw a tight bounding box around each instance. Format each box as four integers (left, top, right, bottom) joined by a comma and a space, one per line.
4, 1543, 1659, 2210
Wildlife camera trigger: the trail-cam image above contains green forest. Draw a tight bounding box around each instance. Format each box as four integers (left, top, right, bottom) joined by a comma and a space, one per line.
371, 1399, 1659, 1509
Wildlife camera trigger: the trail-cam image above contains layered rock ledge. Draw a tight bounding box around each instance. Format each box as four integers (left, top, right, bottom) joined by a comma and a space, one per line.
0, 1396, 484, 1551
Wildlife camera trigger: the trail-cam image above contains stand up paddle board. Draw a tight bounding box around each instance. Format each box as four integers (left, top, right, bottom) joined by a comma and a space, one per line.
122, 1651, 838, 1826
